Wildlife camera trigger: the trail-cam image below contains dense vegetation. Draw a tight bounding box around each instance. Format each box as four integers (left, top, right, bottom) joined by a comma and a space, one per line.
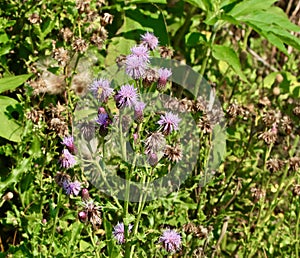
0, 0, 299, 257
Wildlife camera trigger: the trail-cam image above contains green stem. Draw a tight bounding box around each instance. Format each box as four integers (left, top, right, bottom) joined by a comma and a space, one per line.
295, 199, 300, 258
88, 227, 100, 258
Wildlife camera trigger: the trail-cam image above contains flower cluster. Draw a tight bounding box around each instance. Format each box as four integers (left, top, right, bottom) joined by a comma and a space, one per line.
57, 136, 83, 197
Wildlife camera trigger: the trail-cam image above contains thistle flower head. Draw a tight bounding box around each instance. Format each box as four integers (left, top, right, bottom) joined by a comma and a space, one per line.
159, 229, 182, 253
113, 222, 133, 244
125, 55, 147, 80
115, 84, 139, 108
61, 136, 76, 154
90, 78, 114, 102
157, 68, 172, 91
141, 32, 159, 50
157, 112, 181, 135
59, 149, 76, 168
130, 45, 150, 62
63, 180, 81, 196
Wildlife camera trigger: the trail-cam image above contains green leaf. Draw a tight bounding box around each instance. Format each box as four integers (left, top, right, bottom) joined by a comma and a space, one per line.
0, 74, 32, 94
227, 0, 277, 18
184, 0, 212, 11
0, 96, 23, 142
0, 158, 30, 195
212, 45, 248, 82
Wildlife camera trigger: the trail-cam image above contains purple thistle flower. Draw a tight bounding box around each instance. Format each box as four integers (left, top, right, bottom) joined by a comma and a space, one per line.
125, 55, 147, 79
159, 229, 181, 253
90, 78, 114, 102
157, 68, 172, 91
59, 149, 76, 168
113, 222, 133, 244
157, 112, 181, 135
141, 32, 159, 50
61, 136, 77, 154
134, 101, 146, 123
115, 84, 139, 108
130, 45, 150, 62
96, 113, 109, 126
63, 180, 81, 196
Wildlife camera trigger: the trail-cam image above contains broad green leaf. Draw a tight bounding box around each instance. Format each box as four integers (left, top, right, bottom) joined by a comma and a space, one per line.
237, 7, 300, 33
0, 74, 32, 94
212, 45, 248, 82
227, 0, 277, 18
0, 96, 23, 142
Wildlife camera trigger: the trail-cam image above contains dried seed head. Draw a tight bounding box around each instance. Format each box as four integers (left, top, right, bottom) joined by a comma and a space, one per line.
72, 38, 88, 53
60, 27, 73, 42
258, 125, 278, 144
197, 114, 212, 134
193, 96, 208, 113
52, 47, 69, 67
293, 184, 300, 196
28, 13, 42, 24
250, 187, 266, 203
262, 110, 281, 127
293, 105, 300, 117
101, 13, 113, 26
159, 46, 174, 58
280, 115, 292, 134
49, 118, 69, 137
142, 68, 159, 87
116, 54, 127, 68
266, 158, 284, 173
289, 157, 300, 172
164, 144, 182, 163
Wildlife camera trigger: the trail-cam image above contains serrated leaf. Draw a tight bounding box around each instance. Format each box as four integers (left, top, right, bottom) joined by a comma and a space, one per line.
0, 74, 32, 94
0, 96, 23, 142
212, 45, 248, 82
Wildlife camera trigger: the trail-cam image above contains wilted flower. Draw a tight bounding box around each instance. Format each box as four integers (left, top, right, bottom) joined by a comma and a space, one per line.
61, 136, 76, 154
144, 132, 166, 154
59, 149, 76, 168
113, 222, 133, 244
125, 55, 147, 79
52, 47, 69, 67
54, 172, 71, 187
82, 200, 102, 229
63, 180, 81, 196
159, 229, 182, 253
157, 112, 181, 135
141, 32, 159, 50
79, 121, 95, 141
115, 84, 139, 108
100, 13, 114, 26
157, 68, 172, 91
90, 78, 114, 102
